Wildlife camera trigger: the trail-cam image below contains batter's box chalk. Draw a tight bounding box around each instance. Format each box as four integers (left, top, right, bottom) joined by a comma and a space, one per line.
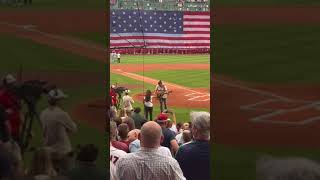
249, 104, 320, 125
241, 99, 310, 111
184, 92, 200, 97
187, 94, 210, 101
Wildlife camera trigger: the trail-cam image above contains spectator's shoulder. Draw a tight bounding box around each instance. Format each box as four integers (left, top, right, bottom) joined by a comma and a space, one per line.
178, 141, 194, 152
117, 152, 135, 165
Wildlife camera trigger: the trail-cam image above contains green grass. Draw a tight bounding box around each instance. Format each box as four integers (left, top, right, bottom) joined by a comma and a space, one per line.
213, 144, 320, 180
0, 35, 105, 73
214, 0, 320, 6
110, 72, 209, 122
0, 0, 105, 9
214, 25, 320, 84
136, 70, 210, 88
68, 33, 107, 46
117, 55, 210, 64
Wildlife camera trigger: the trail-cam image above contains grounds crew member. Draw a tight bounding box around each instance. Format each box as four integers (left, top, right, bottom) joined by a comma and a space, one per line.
40, 88, 77, 164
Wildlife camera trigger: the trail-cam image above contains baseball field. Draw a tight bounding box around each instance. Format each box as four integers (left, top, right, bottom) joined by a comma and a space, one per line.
212, 0, 320, 179
110, 55, 210, 123
2, 0, 320, 179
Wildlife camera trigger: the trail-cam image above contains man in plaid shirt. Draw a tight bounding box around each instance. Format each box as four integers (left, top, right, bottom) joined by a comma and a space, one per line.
116, 121, 186, 180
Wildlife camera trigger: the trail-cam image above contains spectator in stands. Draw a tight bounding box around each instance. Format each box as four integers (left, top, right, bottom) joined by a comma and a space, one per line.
164, 110, 178, 134
176, 111, 210, 180
113, 117, 122, 127
110, 142, 127, 167
119, 109, 126, 120
40, 89, 77, 165
116, 121, 186, 180
182, 130, 192, 144
0, 105, 10, 143
131, 107, 147, 129
158, 131, 173, 157
118, 123, 130, 146
0, 141, 24, 180
143, 90, 154, 121
256, 156, 320, 180
110, 142, 126, 180
65, 144, 106, 180
122, 117, 135, 131
175, 122, 189, 145
156, 114, 179, 155
110, 121, 129, 153
0, 145, 13, 180
27, 147, 57, 179
127, 129, 141, 153
176, 122, 183, 134
50, 151, 74, 176
0, 74, 22, 143
110, 161, 117, 180
109, 105, 117, 121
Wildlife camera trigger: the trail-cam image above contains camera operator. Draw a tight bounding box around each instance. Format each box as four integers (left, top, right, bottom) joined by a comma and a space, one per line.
40, 88, 77, 163
0, 74, 22, 143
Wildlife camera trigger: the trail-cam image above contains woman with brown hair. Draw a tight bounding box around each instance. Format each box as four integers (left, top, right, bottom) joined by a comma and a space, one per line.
143, 89, 154, 121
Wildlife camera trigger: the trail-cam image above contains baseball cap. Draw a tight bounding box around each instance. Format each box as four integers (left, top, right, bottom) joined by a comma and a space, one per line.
111, 85, 116, 88
156, 113, 169, 122
3, 74, 16, 84
48, 89, 68, 100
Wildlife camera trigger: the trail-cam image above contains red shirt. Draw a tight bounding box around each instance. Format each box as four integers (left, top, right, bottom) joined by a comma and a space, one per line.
110, 88, 117, 106
111, 140, 129, 153
119, 140, 130, 147
0, 89, 21, 137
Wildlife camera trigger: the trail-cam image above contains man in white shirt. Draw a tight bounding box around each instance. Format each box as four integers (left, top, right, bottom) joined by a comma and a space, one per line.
122, 90, 134, 116
40, 89, 77, 155
116, 121, 186, 180
110, 142, 127, 167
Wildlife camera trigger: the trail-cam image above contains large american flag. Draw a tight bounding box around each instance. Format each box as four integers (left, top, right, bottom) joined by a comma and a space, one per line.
110, 10, 210, 49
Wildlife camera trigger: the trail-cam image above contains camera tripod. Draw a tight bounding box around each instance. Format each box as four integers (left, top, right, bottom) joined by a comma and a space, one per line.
19, 103, 41, 155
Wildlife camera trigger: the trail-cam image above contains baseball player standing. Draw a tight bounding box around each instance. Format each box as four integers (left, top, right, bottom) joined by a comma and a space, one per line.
122, 90, 134, 116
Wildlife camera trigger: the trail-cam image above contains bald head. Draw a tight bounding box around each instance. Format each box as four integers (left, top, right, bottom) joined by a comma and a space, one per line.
128, 129, 140, 143
140, 121, 162, 148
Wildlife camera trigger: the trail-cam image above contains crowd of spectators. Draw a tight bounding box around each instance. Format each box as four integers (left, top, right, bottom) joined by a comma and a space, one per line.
0, 0, 31, 6
0, 74, 106, 180
109, 98, 211, 180
111, 0, 209, 11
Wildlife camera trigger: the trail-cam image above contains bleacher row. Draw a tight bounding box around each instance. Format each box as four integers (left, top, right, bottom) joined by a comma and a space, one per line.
110, 0, 209, 11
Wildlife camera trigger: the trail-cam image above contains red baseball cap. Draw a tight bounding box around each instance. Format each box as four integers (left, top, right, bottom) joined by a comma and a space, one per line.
156, 113, 169, 122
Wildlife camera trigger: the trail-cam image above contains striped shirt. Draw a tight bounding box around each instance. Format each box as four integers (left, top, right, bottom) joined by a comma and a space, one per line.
116, 147, 186, 180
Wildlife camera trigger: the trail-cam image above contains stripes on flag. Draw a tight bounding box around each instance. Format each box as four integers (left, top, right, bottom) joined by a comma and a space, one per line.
110, 10, 210, 49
